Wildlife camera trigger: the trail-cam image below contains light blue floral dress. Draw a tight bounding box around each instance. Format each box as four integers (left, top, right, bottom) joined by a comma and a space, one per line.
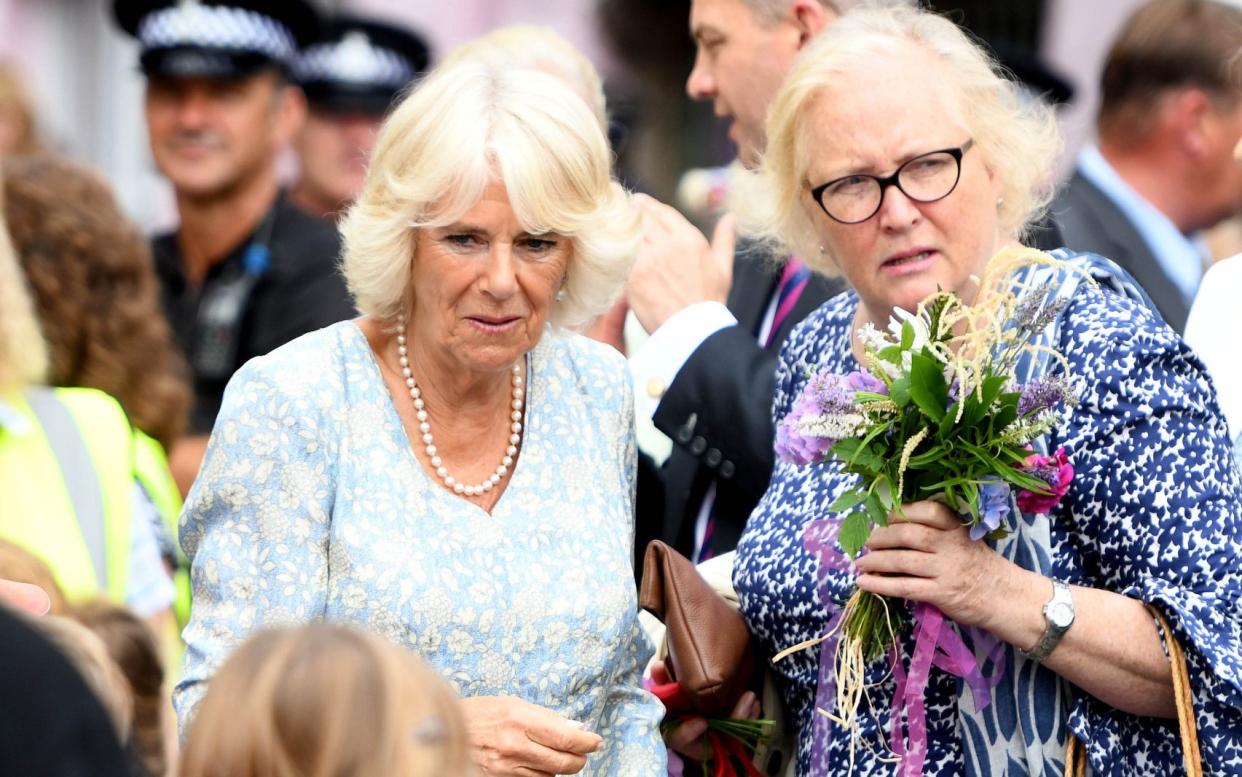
173, 321, 666, 775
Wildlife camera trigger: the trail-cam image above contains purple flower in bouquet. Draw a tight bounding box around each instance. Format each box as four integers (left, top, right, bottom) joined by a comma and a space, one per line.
845, 371, 888, 395
1016, 447, 1074, 514
969, 477, 1012, 540
776, 416, 835, 465
776, 372, 867, 465
1017, 375, 1074, 417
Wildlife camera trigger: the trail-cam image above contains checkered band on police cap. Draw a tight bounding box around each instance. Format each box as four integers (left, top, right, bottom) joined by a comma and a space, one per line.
137, 3, 297, 65
295, 31, 415, 89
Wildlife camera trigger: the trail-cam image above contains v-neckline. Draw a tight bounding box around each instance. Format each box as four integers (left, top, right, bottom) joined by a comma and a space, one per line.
347, 321, 536, 519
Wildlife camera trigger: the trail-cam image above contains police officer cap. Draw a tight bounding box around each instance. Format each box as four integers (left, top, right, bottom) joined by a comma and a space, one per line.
113, 0, 321, 79
295, 15, 430, 116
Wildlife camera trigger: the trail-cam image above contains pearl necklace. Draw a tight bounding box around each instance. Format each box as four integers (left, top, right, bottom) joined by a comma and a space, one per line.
396, 315, 524, 498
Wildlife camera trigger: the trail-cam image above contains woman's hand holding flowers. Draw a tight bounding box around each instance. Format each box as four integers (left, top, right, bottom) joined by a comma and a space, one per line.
853, 501, 1015, 631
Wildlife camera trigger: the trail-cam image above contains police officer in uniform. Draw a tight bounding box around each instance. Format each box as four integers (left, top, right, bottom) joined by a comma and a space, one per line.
113, 0, 357, 492
291, 14, 430, 220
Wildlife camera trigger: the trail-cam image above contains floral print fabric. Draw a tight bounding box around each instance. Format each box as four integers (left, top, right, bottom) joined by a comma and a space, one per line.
735, 252, 1242, 776
174, 322, 666, 775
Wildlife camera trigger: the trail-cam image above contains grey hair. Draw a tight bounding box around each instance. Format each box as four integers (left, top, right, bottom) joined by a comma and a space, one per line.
340, 60, 639, 330
736, 4, 1061, 276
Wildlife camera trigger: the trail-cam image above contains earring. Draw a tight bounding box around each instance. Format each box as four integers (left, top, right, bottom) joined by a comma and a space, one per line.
996, 197, 1005, 208
555, 289, 567, 302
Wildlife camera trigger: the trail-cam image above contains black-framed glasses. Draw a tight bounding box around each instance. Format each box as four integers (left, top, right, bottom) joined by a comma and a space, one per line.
810, 138, 975, 224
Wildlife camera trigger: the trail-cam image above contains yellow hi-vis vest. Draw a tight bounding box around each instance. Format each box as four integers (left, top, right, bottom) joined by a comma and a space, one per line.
131, 428, 190, 627
0, 387, 134, 604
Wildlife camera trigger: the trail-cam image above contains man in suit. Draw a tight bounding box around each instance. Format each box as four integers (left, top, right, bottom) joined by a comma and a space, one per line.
1052, 0, 1242, 334
628, 0, 848, 571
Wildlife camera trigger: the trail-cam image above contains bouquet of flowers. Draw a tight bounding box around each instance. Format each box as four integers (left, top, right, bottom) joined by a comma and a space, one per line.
647, 678, 775, 777
773, 248, 1080, 769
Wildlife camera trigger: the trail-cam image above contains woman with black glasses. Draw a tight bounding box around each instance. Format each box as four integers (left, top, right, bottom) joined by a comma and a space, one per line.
731, 5, 1242, 776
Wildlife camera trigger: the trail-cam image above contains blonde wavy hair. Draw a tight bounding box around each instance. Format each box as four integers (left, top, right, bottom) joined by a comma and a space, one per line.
443, 25, 608, 131
0, 177, 46, 393
340, 60, 638, 330
739, 4, 1061, 276
179, 622, 473, 777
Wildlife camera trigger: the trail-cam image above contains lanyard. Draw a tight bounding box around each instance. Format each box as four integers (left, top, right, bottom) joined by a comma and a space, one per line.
190, 203, 278, 381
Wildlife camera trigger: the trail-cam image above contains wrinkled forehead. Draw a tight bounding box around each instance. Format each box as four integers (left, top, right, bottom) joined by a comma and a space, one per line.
796, 51, 971, 176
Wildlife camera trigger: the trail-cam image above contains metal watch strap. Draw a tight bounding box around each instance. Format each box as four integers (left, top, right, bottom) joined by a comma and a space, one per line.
1020, 579, 1074, 662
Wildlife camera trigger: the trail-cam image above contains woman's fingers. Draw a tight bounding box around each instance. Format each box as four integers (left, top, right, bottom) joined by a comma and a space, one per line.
856, 571, 937, 601
864, 522, 938, 552
729, 690, 760, 720
464, 695, 600, 776
649, 660, 672, 686
855, 549, 939, 578
0, 579, 51, 615
665, 717, 710, 760
893, 500, 962, 529
525, 718, 601, 756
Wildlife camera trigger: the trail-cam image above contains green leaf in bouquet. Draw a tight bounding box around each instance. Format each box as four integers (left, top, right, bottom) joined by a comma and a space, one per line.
832, 437, 884, 472
828, 489, 868, 514
963, 373, 1009, 427
980, 373, 1009, 409
855, 390, 891, 402
904, 443, 945, 468
992, 393, 1020, 431
960, 479, 980, 522
997, 466, 1050, 493
839, 510, 872, 558
901, 320, 915, 350
890, 376, 912, 407
985, 526, 1012, 542
961, 440, 1004, 471
875, 475, 895, 512
879, 345, 903, 364
865, 491, 889, 527
908, 352, 948, 423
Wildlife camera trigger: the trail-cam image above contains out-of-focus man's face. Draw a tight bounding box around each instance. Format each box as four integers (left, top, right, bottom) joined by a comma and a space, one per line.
294, 109, 381, 213
686, 0, 811, 168
144, 71, 300, 201
1199, 95, 1242, 229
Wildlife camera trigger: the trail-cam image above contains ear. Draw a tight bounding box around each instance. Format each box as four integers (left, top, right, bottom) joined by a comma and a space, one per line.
272, 83, 308, 148
1169, 88, 1213, 159
791, 0, 835, 48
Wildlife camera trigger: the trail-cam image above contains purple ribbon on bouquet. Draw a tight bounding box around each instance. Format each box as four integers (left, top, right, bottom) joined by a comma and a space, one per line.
801, 519, 1008, 775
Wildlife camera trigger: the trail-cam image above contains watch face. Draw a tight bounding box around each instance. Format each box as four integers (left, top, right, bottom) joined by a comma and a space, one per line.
1048, 601, 1075, 629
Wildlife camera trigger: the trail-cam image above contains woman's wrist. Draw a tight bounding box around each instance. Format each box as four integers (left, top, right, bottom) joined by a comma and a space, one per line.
975, 563, 1050, 651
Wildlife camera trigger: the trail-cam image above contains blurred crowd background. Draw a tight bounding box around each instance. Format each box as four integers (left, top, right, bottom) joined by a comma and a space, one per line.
1, 0, 1215, 248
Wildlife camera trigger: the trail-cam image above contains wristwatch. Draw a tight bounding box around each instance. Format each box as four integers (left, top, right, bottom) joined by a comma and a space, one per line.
1021, 579, 1075, 662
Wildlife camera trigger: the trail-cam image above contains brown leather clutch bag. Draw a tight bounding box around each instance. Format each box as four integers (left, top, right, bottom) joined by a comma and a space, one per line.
639, 540, 758, 718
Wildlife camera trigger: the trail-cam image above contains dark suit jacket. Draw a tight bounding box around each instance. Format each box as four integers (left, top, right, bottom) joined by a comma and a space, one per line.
1052, 171, 1186, 331
634, 251, 842, 576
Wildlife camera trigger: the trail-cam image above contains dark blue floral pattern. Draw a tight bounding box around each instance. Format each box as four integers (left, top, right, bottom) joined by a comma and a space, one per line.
734, 253, 1242, 775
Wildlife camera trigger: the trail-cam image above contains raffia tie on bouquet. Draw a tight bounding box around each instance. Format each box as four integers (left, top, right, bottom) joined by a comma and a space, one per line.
775, 521, 1007, 775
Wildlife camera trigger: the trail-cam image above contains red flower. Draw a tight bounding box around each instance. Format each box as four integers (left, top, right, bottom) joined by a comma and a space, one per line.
1016, 447, 1074, 514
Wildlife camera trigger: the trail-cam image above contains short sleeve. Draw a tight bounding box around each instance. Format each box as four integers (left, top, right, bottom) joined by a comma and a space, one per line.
173, 353, 338, 732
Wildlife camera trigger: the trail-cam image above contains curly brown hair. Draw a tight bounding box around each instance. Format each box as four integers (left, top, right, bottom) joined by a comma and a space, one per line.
2, 154, 190, 450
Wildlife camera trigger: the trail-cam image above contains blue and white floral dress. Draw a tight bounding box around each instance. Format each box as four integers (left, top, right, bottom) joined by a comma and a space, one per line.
734, 252, 1242, 775
173, 322, 666, 776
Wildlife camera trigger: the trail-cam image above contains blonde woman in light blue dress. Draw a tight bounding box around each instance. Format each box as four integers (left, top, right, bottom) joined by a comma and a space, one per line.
173, 59, 666, 777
